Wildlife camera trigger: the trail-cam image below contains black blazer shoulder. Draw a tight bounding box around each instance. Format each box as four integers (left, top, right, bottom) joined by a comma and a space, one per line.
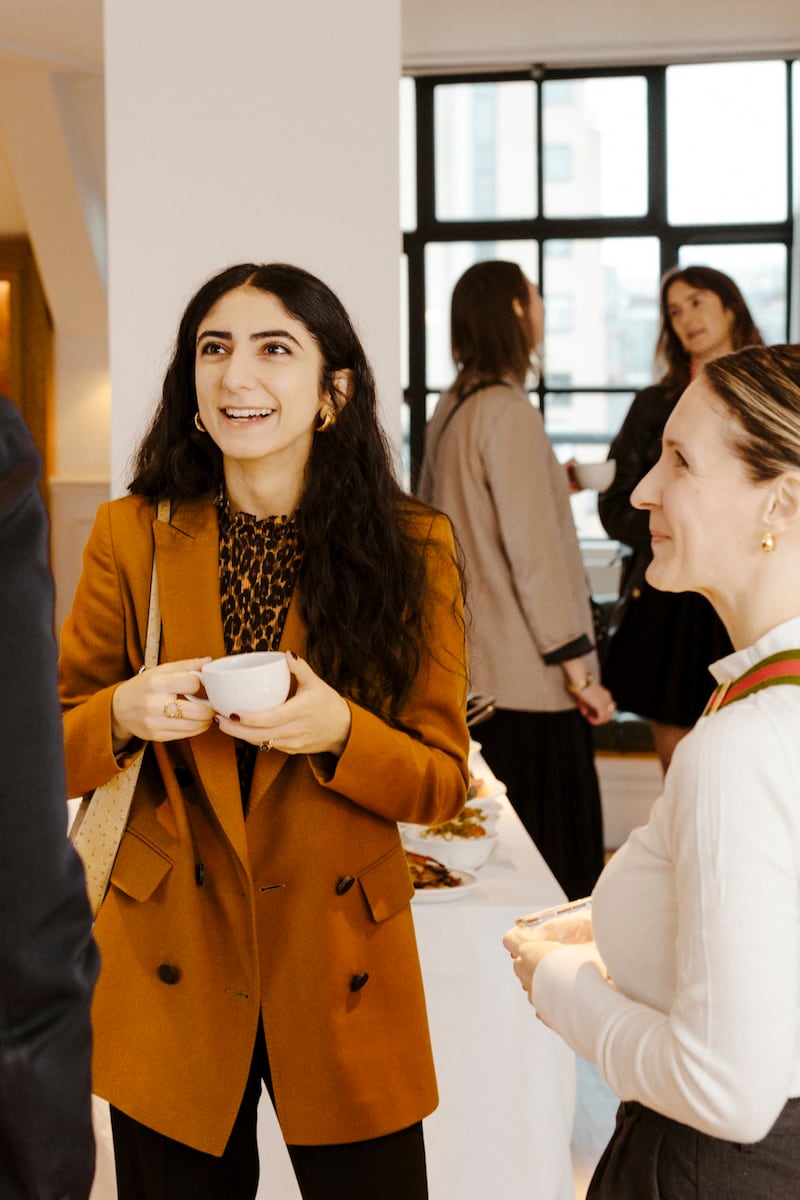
599, 381, 683, 553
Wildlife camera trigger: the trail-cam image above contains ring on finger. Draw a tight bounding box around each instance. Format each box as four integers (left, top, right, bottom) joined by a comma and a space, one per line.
259, 740, 274, 753
164, 697, 183, 720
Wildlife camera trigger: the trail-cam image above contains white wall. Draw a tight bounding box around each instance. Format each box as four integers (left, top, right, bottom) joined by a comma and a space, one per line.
104, 0, 402, 494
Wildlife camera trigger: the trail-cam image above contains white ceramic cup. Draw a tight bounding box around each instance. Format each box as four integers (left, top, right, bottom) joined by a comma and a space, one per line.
573, 460, 616, 492
189, 651, 291, 718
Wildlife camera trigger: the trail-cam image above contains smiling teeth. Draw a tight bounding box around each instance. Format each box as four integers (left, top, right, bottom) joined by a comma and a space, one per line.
224, 408, 274, 420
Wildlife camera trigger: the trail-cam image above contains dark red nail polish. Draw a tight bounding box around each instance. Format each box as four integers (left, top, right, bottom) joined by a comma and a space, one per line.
230, 713, 241, 722
212, 716, 220, 726
289, 651, 298, 660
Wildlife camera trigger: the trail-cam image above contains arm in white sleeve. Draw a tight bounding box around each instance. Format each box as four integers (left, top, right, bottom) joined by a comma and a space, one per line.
533, 700, 800, 1143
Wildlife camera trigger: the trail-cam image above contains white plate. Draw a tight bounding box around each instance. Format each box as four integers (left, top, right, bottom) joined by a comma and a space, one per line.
411, 869, 478, 904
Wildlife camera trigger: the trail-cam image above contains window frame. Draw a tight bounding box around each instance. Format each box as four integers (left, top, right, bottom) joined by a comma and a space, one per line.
403, 61, 796, 492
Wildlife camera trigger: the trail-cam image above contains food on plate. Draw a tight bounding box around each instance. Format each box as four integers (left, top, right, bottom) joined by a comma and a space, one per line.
421, 808, 487, 840
462, 804, 497, 823
405, 851, 463, 890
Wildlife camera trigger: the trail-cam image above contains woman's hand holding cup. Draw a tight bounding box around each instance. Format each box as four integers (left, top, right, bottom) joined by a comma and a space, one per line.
503, 898, 594, 1001
110, 657, 214, 750
214, 653, 352, 758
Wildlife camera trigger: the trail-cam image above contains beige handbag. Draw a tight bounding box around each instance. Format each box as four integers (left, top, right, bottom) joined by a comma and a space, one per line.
69, 500, 169, 917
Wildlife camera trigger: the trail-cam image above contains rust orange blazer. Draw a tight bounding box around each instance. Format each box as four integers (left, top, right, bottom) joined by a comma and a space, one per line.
59, 495, 469, 1155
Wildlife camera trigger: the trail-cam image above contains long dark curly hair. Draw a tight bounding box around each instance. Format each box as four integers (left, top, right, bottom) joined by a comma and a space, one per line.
655, 264, 763, 391
130, 262, 464, 720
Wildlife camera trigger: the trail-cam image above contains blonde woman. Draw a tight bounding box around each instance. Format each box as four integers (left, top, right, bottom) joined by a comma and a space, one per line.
506, 344, 800, 1198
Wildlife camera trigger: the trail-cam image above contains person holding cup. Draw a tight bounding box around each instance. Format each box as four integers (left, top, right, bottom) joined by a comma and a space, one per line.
505, 344, 800, 1197
59, 263, 469, 1200
599, 265, 763, 771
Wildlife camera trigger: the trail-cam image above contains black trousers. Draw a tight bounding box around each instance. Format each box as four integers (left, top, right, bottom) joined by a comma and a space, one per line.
588, 1100, 800, 1199
110, 1023, 428, 1200
478, 707, 605, 900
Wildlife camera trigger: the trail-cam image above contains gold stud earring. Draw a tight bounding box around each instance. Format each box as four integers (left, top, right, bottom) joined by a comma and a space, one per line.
194, 412, 206, 434
761, 531, 777, 553
317, 406, 336, 432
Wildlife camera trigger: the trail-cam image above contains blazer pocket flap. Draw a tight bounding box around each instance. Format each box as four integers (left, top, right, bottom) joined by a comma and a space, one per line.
358, 842, 414, 923
111, 829, 173, 902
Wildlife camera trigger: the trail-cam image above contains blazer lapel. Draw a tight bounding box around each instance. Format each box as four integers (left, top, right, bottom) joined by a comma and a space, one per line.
153, 501, 247, 860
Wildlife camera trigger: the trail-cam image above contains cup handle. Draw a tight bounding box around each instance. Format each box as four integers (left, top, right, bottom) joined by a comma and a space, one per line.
182, 670, 208, 703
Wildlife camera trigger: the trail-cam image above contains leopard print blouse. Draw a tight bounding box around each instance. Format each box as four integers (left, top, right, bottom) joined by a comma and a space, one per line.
217, 498, 302, 807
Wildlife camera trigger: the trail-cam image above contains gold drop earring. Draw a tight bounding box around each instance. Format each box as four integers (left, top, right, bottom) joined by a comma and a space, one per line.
317, 406, 336, 432
194, 412, 206, 434
761, 531, 777, 553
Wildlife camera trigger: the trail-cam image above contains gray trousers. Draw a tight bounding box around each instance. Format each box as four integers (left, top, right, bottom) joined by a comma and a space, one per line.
589, 1099, 800, 1199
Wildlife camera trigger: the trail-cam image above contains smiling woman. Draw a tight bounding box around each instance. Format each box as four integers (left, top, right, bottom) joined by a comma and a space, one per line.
58, 262, 470, 1200
505, 344, 800, 1200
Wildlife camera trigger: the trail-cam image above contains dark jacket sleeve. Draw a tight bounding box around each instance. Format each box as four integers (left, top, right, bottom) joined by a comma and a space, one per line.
598, 383, 679, 554
0, 397, 99, 1200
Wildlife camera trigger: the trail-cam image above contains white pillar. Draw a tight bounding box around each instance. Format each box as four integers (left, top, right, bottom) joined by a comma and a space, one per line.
103, 0, 402, 494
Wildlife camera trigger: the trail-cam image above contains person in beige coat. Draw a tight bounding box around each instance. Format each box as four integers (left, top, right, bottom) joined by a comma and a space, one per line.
59, 263, 469, 1200
418, 259, 613, 899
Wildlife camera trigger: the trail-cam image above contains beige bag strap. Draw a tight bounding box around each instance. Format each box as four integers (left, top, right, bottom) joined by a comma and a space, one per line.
70, 499, 170, 917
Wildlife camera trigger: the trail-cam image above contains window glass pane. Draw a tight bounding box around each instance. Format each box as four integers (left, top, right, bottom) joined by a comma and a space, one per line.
424, 240, 539, 391
543, 76, 647, 217
546, 397, 633, 449
434, 82, 536, 221
543, 238, 660, 389
400, 78, 416, 233
677, 243, 788, 345
667, 62, 787, 225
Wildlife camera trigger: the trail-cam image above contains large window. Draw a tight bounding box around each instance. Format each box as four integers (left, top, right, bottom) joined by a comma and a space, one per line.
401, 61, 797, 538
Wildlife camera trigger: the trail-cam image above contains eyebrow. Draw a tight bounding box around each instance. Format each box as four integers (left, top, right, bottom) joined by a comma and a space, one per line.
662, 436, 685, 452
197, 328, 302, 347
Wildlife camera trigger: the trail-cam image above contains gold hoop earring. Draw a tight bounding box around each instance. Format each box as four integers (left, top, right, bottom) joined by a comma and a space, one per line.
761, 531, 777, 553
317, 406, 336, 433
194, 412, 206, 434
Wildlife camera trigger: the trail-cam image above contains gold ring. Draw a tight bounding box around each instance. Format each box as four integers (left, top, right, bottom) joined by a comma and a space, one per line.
259, 740, 274, 753
164, 697, 183, 720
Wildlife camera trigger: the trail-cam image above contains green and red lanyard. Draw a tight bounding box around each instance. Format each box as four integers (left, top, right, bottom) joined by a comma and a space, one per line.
703, 648, 800, 716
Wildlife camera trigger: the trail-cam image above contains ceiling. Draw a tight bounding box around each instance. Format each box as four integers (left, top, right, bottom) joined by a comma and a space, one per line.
3, 0, 798, 76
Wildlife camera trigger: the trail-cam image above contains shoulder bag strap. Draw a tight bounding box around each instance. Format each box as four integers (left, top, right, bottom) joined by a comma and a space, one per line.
436, 378, 511, 441
703, 648, 800, 716
70, 499, 170, 917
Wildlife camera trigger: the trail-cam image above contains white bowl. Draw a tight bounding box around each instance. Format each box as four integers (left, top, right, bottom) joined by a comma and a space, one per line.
573, 460, 616, 492
402, 826, 498, 872
463, 795, 502, 821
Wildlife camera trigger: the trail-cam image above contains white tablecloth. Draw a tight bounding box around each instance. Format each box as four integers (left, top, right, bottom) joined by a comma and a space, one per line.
88, 774, 576, 1200
412, 792, 576, 1200
254, 783, 576, 1200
